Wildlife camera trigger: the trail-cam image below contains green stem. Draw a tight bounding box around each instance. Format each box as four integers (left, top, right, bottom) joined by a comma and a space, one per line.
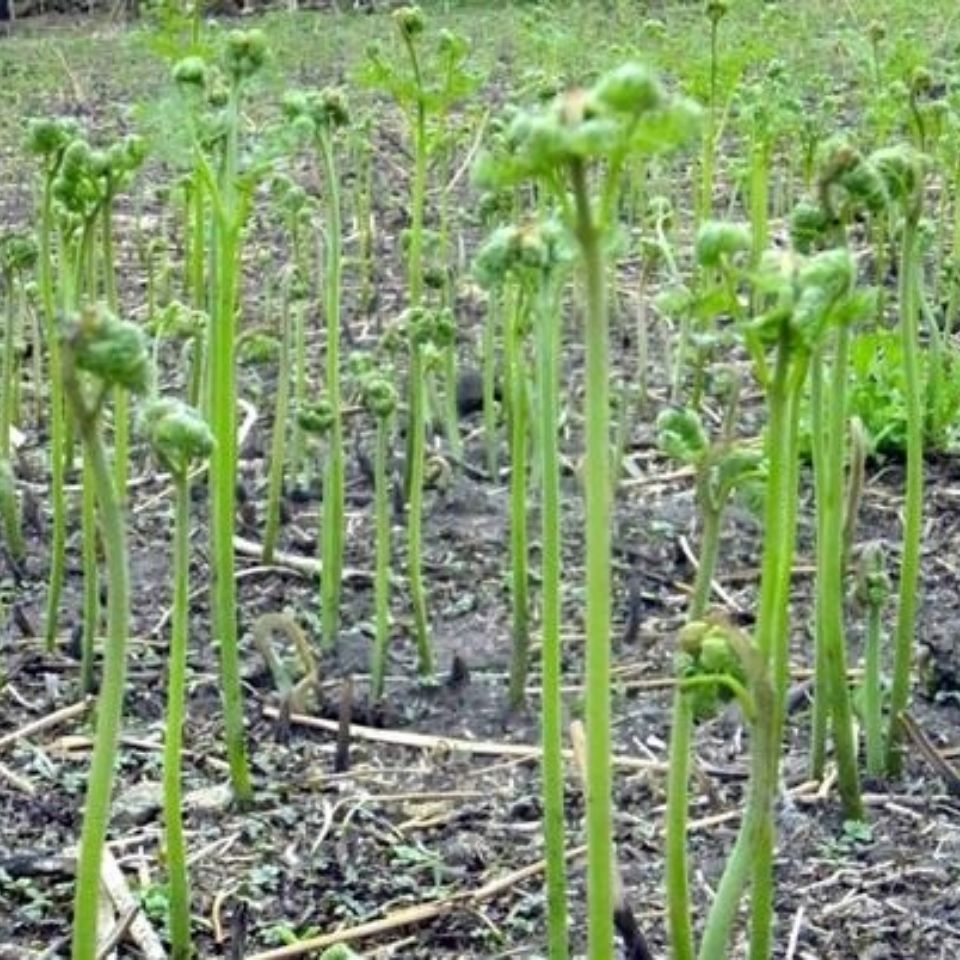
507, 293, 529, 708
536, 276, 568, 960
165, 473, 192, 960
370, 412, 392, 701
66, 361, 132, 960
864, 598, 885, 778
887, 212, 923, 776
690, 503, 721, 619
261, 292, 292, 565
80, 454, 99, 696
41, 170, 67, 650
809, 353, 828, 780
570, 158, 613, 960
819, 323, 863, 819
317, 129, 345, 650
666, 691, 694, 960
407, 343, 433, 679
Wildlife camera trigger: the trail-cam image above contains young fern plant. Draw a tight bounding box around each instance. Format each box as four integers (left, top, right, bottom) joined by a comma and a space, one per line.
362, 374, 398, 701
283, 87, 350, 651
874, 145, 926, 776
855, 542, 891, 778
62, 304, 151, 960
476, 63, 700, 958
0, 232, 38, 563
173, 30, 270, 804
25, 115, 80, 648
143, 397, 214, 960
656, 401, 760, 960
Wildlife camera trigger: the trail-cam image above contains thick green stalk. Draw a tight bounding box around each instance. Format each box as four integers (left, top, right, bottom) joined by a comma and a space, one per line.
698, 337, 793, 959
317, 130, 345, 650
507, 294, 529, 708
407, 344, 433, 678
819, 325, 863, 818
66, 365, 132, 960
666, 690, 694, 960
750, 354, 809, 960
689, 503, 721, 619
165, 473, 192, 960
80, 455, 98, 695
40, 170, 67, 650
809, 354, 828, 779
406, 48, 427, 308
209, 210, 252, 803
102, 198, 129, 509
570, 158, 613, 960
261, 294, 292, 564
536, 278, 568, 960
697, 675, 778, 960
864, 598, 885, 778
887, 214, 923, 776
370, 412, 392, 701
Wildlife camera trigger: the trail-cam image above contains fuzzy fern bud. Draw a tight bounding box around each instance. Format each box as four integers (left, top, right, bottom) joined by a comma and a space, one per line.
65, 304, 152, 395
142, 397, 214, 476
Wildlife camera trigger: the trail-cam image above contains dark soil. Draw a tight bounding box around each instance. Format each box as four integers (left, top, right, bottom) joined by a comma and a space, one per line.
2, 8, 960, 960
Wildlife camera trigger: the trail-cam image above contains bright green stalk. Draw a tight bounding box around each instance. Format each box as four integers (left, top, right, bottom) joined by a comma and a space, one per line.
535, 276, 568, 960
818, 323, 863, 819
261, 294, 292, 565
165, 470, 192, 960
370, 410, 393, 701
864, 590, 885, 778
206, 83, 253, 804
507, 292, 530, 708
809, 354, 828, 780
887, 211, 923, 777
79, 455, 98, 696
66, 359, 132, 960
697, 665, 778, 960
101, 195, 129, 509
40, 169, 67, 650
316, 129, 345, 650
404, 41, 427, 308
698, 336, 798, 960
689, 503, 721, 620
291, 297, 307, 484
407, 341, 433, 679
570, 158, 614, 960
666, 690, 694, 960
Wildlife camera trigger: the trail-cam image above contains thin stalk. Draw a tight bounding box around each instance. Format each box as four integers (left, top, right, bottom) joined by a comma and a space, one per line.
79, 455, 98, 695
536, 277, 568, 960
809, 353, 828, 779
165, 473, 192, 960
66, 363, 132, 960
864, 595, 885, 777
40, 168, 67, 650
261, 292, 292, 564
317, 130, 345, 650
666, 691, 694, 960
1, 272, 16, 459
507, 292, 530, 707
370, 411, 392, 701
102, 196, 129, 508
887, 212, 923, 776
689, 503, 721, 620
206, 83, 253, 803
819, 324, 863, 819
570, 158, 614, 960
407, 343, 433, 678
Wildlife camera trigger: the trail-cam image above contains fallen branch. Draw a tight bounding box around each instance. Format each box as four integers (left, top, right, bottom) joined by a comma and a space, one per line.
246, 844, 588, 960
0, 697, 92, 752
264, 706, 667, 773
